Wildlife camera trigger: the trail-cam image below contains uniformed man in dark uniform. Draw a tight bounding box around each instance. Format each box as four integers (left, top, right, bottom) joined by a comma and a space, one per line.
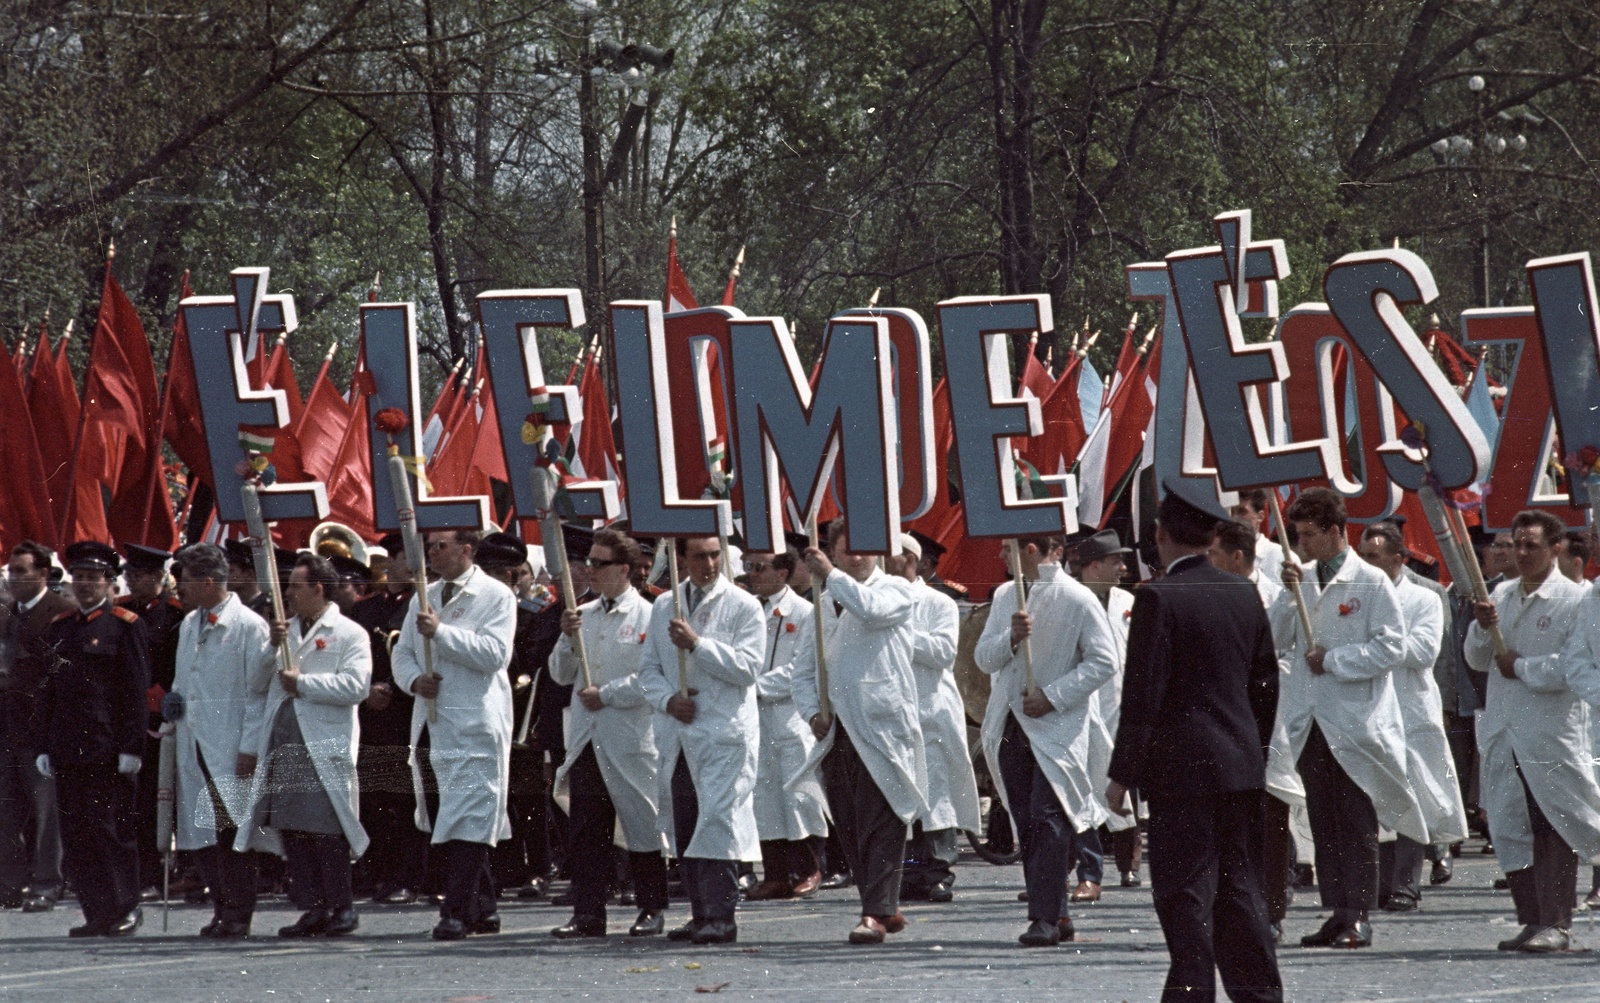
225, 540, 275, 621
909, 530, 967, 603
119, 544, 184, 892
36, 542, 151, 936
349, 533, 427, 904
328, 554, 372, 616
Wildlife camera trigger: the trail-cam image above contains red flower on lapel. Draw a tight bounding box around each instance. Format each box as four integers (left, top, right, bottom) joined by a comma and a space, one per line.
639, 632, 647, 643
315, 638, 328, 650
785, 623, 797, 633
1338, 602, 1355, 617
206, 613, 219, 625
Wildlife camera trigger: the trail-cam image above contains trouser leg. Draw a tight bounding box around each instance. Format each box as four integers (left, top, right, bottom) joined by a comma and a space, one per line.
922, 828, 958, 887
202, 827, 258, 923
997, 715, 1073, 923
0, 751, 28, 895
821, 728, 903, 919
1113, 822, 1144, 877
1390, 836, 1425, 903
440, 840, 493, 924
1210, 792, 1284, 1003
56, 765, 139, 925
1519, 767, 1578, 929
1146, 791, 1219, 1002
1443, 712, 1477, 825
758, 839, 787, 884
629, 850, 669, 913
315, 834, 353, 913
670, 753, 735, 924
566, 744, 617, 922
1298, 723, 1377, 915
1076, 826, 1105, 885
1260, 795, 1291, 924
284, 833, 325, 911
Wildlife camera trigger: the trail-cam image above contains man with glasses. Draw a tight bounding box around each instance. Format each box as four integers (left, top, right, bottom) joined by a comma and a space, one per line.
1276, 488, 1423, 950
742, 548, 827, 902
549, 529, 670, 939
393, 529, 517, 941
637, 536, 765, 945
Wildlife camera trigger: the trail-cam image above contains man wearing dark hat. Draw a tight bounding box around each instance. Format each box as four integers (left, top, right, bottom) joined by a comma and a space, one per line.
0, 541, 74, 912
35, 542, 151, 936
350, 532, 428, 904
225, 540, 275, 621
327, 554, 372, 616
120, 543, 186, 891
909, 530, 966, 603
1107, 487, 1282, 1001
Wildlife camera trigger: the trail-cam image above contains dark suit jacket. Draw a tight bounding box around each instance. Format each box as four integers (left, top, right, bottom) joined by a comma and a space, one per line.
1108, 554, 1278, 798
36, 601, 151, 766
0, 588, 76, 752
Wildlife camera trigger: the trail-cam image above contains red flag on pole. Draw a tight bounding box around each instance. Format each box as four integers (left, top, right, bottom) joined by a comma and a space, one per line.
322, 382, 376, 539
28, 323, 76, 528
720, 245, 745, 307
666, 219, 699, 313
0, 344, 57, 547
162, 273, 214, 488
262, 335, 304, 427
427, 382, 482, 496
294, 342, 353, 482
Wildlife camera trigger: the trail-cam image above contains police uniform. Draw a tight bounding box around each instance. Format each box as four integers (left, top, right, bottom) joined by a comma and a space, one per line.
37, 543, 151, 936
118, 544, 184, 889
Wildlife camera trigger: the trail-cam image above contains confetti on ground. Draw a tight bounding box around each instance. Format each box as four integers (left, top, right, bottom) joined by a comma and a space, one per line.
694, 983, 732, 994
624, 967, 660, 974
684, 962, 702, 970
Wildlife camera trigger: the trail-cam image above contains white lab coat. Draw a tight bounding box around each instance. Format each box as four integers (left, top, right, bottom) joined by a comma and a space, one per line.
235, 604, 372, 857
637, 575, 766, 861
172, 594, 273, 850
1556, 584, 1600, 820
1256, 534, 1288, 585
974, 573, 1118, 833
1268, 551, 1427, 844
549, 587, 664, 852
908, 579, 981, 833
392, 565, 516, 845
1254, 572, 1307, 808
792, 568, 929, 825
1468, 573, 1600, 873
1390, 573, 1469, 845
1085, 586, 1137, 833
751, 587, 829, 841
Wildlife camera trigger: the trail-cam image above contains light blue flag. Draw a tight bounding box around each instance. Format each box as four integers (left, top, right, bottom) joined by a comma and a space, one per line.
1463, 363, 1501, 460
1078, 359, 1103, 432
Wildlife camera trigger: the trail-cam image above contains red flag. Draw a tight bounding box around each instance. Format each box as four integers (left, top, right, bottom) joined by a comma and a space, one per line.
1086, 333, 1161, 528
1018, 343, 1054, 402
262, 336, 304, 427
470, 374, 509, 485
422, 358, 464, 459
666, 223, 699, 313
0, 345, 57, 547
907, 379, 955, 537
11, 339, 26, 384
28, 325, 74, 527
294, 346, 353, 482
932, 506, 1006, 604
81, 263, 159, 491
162, 273, 214, 488
576, 351, 619, 486
427, 383, 482, 495
1022, 351, 1088, 482
322, 384, 376, 538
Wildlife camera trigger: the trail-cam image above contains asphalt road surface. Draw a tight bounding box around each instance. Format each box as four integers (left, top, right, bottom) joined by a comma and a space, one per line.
1, 841, 1596, 1002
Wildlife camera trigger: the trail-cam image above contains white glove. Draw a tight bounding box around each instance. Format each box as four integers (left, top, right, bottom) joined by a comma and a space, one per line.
117, 754, 143, 776
35, 754, 52, 778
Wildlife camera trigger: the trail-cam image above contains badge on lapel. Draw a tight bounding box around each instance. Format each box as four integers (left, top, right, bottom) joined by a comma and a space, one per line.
315, 638, 328, 650
1538, 614, 1553, 631
1337, 598, 1361, 617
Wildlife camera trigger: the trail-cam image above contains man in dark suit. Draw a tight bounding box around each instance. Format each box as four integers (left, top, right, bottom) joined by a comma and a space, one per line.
1107, 486, 1282, 1003
0, 541, 75, 911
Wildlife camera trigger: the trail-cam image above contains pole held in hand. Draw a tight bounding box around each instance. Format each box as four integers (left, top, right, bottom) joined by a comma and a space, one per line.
809, 514, 831, 721
1267, 491, 1317, 650
1007, 539, 1035, 693
668, 544, 688, 697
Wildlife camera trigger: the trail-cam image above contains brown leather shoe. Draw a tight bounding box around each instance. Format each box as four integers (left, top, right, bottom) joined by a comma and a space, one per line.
849, 916, 887, 944
1057, 917, 1077, 941
877, 911, 906, 934
791, 871, 822, 897
1069, 881, 1101, 903
745, 879, 794, 901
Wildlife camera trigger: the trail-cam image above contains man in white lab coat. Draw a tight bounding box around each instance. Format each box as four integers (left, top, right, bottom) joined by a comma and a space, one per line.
743, 548, 827, 902
393, 529, 517, 942
1467, 509, 1600, 953
885, 533, 979, 905
637, 536, 766, 945
1355, 523, 1468, 913
975, 534, 1119, 947
1276, 488, 1423, 950
1234, 488, 1289, 586
1075, 529, 1138, 895
546, 528, 669, 939
168, 543, 274, 939
792, 522, 927, 944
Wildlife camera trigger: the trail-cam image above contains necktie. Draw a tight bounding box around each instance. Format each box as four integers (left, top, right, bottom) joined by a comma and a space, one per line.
686, 585, 703, 616
441, 581, 457, 607
602, 597, 615, 614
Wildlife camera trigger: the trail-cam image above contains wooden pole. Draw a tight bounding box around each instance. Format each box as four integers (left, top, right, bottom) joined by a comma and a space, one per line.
240, 482, 296, 679
1444, 501, 1510, 656
550, 518, 595, 689
1267, 491, 1316, 649
667, 544, 688, 696
1007, 540, 1035, 692
387, 451, 437, 723
808, 514, 831, 720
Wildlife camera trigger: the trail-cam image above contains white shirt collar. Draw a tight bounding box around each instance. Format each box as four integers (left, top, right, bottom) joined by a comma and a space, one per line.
17, 589, 45, 613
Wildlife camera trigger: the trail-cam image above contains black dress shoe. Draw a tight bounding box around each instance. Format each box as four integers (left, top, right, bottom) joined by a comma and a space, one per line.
200, 918, 251, 939
1300, 917, 1342, 947
927, 881, 954, 903
432, 917, 468, 941
21, 894, 56, 913
667, 919, 702, 941
324, 909, 360, 936
1380, 894, 1418, 913
377, 886, 418, 905
1019, 919, 1060, 947
818, 872, 852, 890
628, 910, 665, 936
551, 916, 606, 939
69, 920, 108, 937
1430, 858, 1453, 885
279, 910, 330, 938
692, 919, 737, 944
1330, 920, 1372, 949
107, 908, 143, 937
467, 913, 500, 935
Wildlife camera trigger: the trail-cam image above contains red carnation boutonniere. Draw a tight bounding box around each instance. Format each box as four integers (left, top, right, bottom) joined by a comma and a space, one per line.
315, 638, 328, 651
638, 632, 647, 643
1122, 609, 1132, 621
1338, 602, 1355, 617
785, 623, 797, 633
206, 613, 220, 626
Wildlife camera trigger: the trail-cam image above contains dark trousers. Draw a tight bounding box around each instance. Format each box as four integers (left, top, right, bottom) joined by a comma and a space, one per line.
1146, 788, 1282, 1003
567, 743, 668, 922
283, 831, 353, 913
1076, 826, 1105, 884
760, 838, 819, 884
1443, 711, 1478, 820
438, 840, 496, 924
494, 743, 551, 889
819, 728, 906, 919
0, 745, 62, 897
997, 714, 1078, 923
55, 764, 140, 925
135, 730, 164, 888
1297, 723, 1377, 914
1260, 797, 1292, 924
903, 822, 958, 891
671, 755, 737, 923
1378, 835, 1426, 905
1113, 822, 1145, 877
356, 745, 427, 895
1508, 760, 1579, 930
200, 827, 258, 922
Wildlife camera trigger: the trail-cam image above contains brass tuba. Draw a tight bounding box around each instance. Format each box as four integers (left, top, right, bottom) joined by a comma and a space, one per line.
309, 521, 369, 566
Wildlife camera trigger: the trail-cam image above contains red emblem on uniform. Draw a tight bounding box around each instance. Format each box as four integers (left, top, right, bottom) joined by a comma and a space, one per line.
315, 638, 327, 650
1338, 598, 1361, 617
785, 623, 797, 633
207, 613, 219, 625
